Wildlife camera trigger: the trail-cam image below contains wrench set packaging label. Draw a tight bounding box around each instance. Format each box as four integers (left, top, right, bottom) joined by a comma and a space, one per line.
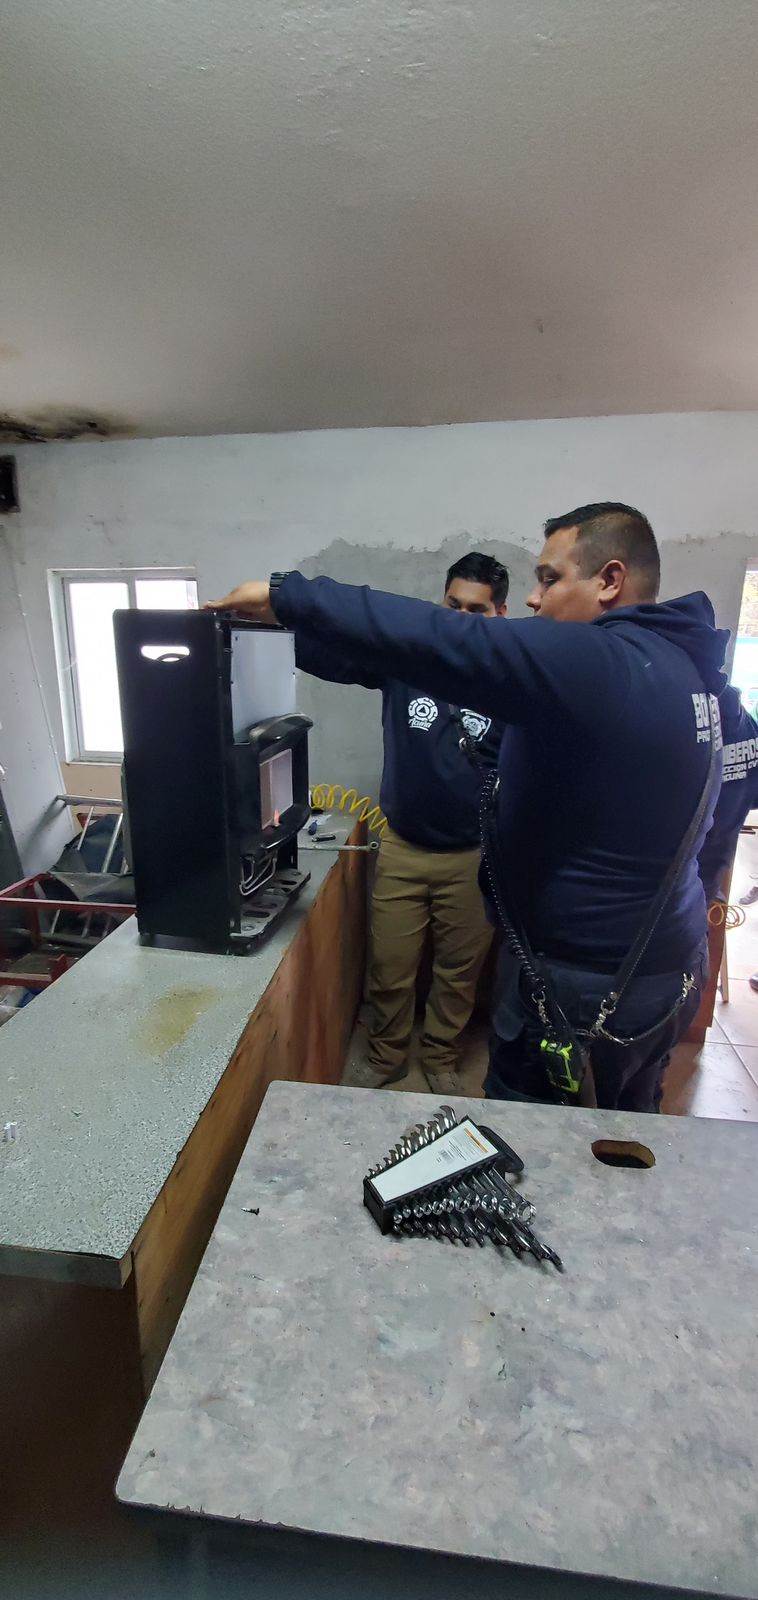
369, 1119, 499, 1204
363, 1105, 563, 1270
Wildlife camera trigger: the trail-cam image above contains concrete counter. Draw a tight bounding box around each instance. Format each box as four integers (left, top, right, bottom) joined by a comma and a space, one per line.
1, 834, 368, 1533
0, 841, 349, 1282
120, 1081, 758, 1600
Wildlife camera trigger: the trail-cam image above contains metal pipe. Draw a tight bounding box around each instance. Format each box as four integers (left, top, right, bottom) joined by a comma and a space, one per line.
0, 896, 132, 916
299, 842, 379, 853
101, 813, 124, 873
56, 794, 123, 808
75, 807, 95, 852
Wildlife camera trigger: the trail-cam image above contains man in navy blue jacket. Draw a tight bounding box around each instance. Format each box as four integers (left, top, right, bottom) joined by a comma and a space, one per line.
698, 684, 758, 903
697, 683, 758, 998
208, 502, 727, 1111
297, 553, 507, 1094
653, 686, 758, 1086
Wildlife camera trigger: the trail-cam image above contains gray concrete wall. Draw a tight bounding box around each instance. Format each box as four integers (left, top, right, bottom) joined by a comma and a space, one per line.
3, 413, 758, 806
0, 533, 72, 874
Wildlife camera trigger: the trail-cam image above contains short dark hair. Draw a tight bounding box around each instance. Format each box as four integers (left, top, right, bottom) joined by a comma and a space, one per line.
445, 551, 510, 605
543, 502, 660, 600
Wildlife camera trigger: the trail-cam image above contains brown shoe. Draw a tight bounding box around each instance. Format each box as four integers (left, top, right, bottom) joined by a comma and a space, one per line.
421, 1066, 461, 1097
343, 1057, 409, 1090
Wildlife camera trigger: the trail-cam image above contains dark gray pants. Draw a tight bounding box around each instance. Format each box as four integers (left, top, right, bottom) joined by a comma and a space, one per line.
485, 946, 707, 1112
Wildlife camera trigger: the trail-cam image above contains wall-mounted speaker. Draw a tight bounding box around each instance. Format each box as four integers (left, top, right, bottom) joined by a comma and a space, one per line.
0, 457, 19, 514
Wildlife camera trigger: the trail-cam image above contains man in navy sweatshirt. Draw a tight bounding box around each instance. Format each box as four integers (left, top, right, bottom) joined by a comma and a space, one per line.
654, 685, 758, 1087
698, 684, 758, 903
697, 683, 758, 998
296, 552, 508, 1095
208, 502, 727, 1111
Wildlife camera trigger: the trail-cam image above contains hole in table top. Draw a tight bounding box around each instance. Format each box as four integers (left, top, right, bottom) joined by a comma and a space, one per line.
591, 1139, 655, 1170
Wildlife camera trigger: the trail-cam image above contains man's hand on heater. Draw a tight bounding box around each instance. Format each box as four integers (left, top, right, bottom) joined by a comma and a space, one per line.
204, 582, 277, 625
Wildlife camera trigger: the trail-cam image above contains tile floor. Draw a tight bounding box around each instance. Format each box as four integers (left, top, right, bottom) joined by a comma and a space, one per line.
344, 826, 758, 1120
661, 825, 758, 1120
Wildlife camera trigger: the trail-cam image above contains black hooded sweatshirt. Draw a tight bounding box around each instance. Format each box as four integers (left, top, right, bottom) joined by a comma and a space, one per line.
276, 577, 727, 975
293, 637, 504, 851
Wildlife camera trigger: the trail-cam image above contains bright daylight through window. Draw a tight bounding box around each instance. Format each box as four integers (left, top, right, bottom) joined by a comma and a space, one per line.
55, 571, 198, 760
731, 567, 758, 716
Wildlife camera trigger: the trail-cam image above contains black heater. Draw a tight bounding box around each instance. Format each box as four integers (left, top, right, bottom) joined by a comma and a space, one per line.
114, 609, 312, 952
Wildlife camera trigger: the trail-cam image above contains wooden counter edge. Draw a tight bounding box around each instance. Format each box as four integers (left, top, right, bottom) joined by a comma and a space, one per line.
129, 824, 368, 1393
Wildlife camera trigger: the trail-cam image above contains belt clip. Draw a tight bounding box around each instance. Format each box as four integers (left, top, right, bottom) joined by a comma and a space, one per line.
593, 989, 619, 1036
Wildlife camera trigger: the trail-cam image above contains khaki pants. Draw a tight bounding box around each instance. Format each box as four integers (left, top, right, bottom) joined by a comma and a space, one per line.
367, 825, 492, 1077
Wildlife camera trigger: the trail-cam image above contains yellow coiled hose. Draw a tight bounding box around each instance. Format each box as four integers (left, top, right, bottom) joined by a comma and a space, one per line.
310, 783, 387, 838
707, 900, 746, 930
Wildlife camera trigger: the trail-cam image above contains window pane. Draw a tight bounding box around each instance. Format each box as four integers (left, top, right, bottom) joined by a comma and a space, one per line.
136, 578, 198, 611
68, 582, 128, 754
731, 569, 758, 714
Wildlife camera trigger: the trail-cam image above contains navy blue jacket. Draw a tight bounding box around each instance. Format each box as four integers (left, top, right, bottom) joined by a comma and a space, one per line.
698, 685, 758, 900
295, 636, 503, 850
276, 576, 728, 975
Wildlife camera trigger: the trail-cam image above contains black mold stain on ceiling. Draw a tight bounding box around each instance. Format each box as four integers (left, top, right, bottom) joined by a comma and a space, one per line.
0, 409, 135, 443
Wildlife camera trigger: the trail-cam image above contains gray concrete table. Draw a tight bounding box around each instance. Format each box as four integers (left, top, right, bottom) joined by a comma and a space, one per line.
119, 1081, 758, 1599
0, 839, 348, 1282
0, 835, 367, 1538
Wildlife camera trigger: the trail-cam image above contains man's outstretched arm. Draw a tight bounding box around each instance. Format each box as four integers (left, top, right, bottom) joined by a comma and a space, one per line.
206, 574, 630, 727
294, 631, 386, 691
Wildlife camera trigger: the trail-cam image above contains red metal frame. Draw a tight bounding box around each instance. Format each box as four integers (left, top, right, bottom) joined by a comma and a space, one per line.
0, 872, 133, 924
0, 795, 134, 999
0, 873, 133, 995
0, 956, 70, 991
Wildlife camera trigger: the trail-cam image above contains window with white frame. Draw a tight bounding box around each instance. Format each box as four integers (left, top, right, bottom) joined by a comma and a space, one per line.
52, 569, 198, 761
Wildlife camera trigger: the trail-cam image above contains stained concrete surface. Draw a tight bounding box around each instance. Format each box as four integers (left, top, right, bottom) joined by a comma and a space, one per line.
0, 842, 342, 1279
119, 1081, 758, 1598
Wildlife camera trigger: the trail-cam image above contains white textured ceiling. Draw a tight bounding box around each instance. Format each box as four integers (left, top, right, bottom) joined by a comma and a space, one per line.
2, 0, 758, 438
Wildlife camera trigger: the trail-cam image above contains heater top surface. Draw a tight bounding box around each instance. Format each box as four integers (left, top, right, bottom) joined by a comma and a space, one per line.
118, 1080, 758, 1598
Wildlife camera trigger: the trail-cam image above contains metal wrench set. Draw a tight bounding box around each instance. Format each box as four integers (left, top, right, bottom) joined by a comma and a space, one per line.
363, 1105, 562, 1270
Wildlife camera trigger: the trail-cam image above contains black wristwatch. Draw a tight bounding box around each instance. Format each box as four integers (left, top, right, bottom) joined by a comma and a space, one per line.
268, 571, 293, 618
